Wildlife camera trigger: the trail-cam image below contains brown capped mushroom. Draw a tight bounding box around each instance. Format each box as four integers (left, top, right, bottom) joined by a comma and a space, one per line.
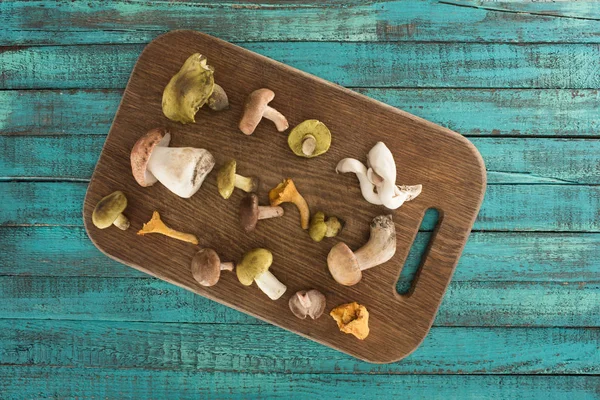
269, 178, 310, 230
191, 248, 234, 287
217, 159, 258, 199
240, 194, 284, 233
289, 290, 326, 320
207, 84, 229, 111
327, 215, 396, 286
92, 191, 130, 230
239, 89, 289, 135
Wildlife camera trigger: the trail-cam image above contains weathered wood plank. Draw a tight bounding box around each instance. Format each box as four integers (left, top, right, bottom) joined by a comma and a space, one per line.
2, 1, 600, 45
2, 182, 599, 231
447, 1, 600, 20
0, 277, 597, 326
2, 135, 597, 184
3, 43, 600, 89
3, 227, 598, 283
1, 320, 598, 374
1, 367, 598, 399
4, 89, 599, 137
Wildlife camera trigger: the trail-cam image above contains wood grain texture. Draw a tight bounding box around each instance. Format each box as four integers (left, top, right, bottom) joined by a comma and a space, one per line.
2, 135, 598, 184
1, 277, 597, 327
3, 227, 599, 282
4, 89, 600, 137
82, 30, 486, 363
1, 367, 598, 400
3, 182, 599, 231
2, 0, 600, 45
1, 320, 598, 375
4, 42, 600, 90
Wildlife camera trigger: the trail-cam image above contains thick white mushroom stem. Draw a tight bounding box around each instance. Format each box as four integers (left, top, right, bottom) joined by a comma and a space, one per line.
254, 270, 287, 300
113, 214, 130, 230
257, 206, 284, 220
354, 215, 396, 271
234, 174, 258, 193
263, 106, 289, 132
335, 158, 383, 205
302, 135, 317, 156
220, 262, 235, 271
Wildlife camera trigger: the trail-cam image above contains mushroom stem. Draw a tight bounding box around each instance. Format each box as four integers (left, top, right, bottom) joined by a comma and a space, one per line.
138, 211, 199, 245
353, 215, 396, 271
220, 261, 235, 271
263, 106, 289, 132
257, 206, 284, 220
297, 292, 312, 309
292, 195, 310, 230
113, 213, 130, 231
301, 135, 317, 156
336, 158, 383, 205
254, 270, 287, 300
234, 174, 258, 193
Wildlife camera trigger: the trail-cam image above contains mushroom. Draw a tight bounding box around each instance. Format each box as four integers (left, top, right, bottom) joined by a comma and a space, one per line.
162, 53, 215, 124
239, 193, 284, 232
335, 158, 382, 205
92, 191, 130, 230
236, 248, 287, 300
308, 211, 343, 242
330, 302, 370, 340
289, 289, 326, 320
327, 215, 396, 286
217, 159, 258, 199
131, 128, 215, 198
269, 178, 310, 230
239, 89, 289, 135
138, 211, 198, 245
191, 248, 234, 287
288, 120, 331, 158
207, 84, 229, 111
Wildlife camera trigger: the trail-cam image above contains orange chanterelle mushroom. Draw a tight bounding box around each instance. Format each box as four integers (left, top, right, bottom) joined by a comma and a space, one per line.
330, 302, 370, 340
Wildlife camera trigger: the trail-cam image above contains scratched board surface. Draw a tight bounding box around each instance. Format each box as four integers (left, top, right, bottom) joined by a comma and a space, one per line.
1, 1, 599, 398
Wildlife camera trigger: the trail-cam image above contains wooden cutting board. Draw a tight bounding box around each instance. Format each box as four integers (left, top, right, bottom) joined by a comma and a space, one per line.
83, 30, 486, 364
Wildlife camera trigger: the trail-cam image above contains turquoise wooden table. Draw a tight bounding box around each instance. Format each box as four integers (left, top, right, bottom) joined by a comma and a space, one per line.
1, 1, 599, 398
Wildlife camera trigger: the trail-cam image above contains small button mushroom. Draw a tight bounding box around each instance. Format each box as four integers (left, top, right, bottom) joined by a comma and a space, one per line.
239, 89, 289, 135
131, 128, 215, 198
191, 248, 234, 287
236, 248, 287, 300
327, 215, 396, 286
92, 191, 130, 230
239, 193, 284, 233
287, 120, 331, 158
269, 178, 310, 230
330, 302, 370, 340
309, 212, 343, 242
289, 289, 326, 320
138, 211, 198, 245
217, 159, 258, 199
207, 84, 229, 111
162, 53, 215, 124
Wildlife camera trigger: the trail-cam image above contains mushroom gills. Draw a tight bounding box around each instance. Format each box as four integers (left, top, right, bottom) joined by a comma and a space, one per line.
254, 270, 287, 300
147, 146, 215, 198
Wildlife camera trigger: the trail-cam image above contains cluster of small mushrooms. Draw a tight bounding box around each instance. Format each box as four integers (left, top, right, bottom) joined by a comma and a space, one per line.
91, 53, 422, 341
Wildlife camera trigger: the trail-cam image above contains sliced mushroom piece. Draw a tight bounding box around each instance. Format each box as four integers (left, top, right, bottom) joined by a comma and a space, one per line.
288, 120, 331, 158
309, 211, 343, 242
330, 302, 370, 340
162, 53, 215, 124
191, 248, 234, 287
335, 158, 382, 205
137, 211, 198, 245
92, 191, 130, 230
327, 215, 396, 286
236, 248, 287, 300
217, 159, 258, 199
269, 178, 310, 230
239, 89, 289, 135
131, 128, 215, 198
207, 84, 229, 111
240, 193, 284, 233
289, 289, 326, 320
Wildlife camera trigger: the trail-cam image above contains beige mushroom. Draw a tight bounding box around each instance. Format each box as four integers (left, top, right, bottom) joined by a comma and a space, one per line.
239, 89, 289, 135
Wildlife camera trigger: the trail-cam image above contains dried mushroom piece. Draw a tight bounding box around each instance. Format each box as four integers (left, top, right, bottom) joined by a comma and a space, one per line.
330, 302, 370, 340
269, 178, 310, 230
288, 120, 331, 158
92, 191, 130, 230
162, 53, 215, 124
138, 211, 198, 245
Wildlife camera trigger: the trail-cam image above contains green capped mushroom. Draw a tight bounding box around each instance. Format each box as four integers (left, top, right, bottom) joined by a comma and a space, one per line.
217, 159, 258, 199
162, 53, 215, 124
92, 191, 130, 230
236, 248, 286, 300
288, 119, 331, 158
309, 211, 343, 242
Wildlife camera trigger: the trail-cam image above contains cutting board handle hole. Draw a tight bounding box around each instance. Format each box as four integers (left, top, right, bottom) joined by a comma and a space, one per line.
396, 208, 440, 295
